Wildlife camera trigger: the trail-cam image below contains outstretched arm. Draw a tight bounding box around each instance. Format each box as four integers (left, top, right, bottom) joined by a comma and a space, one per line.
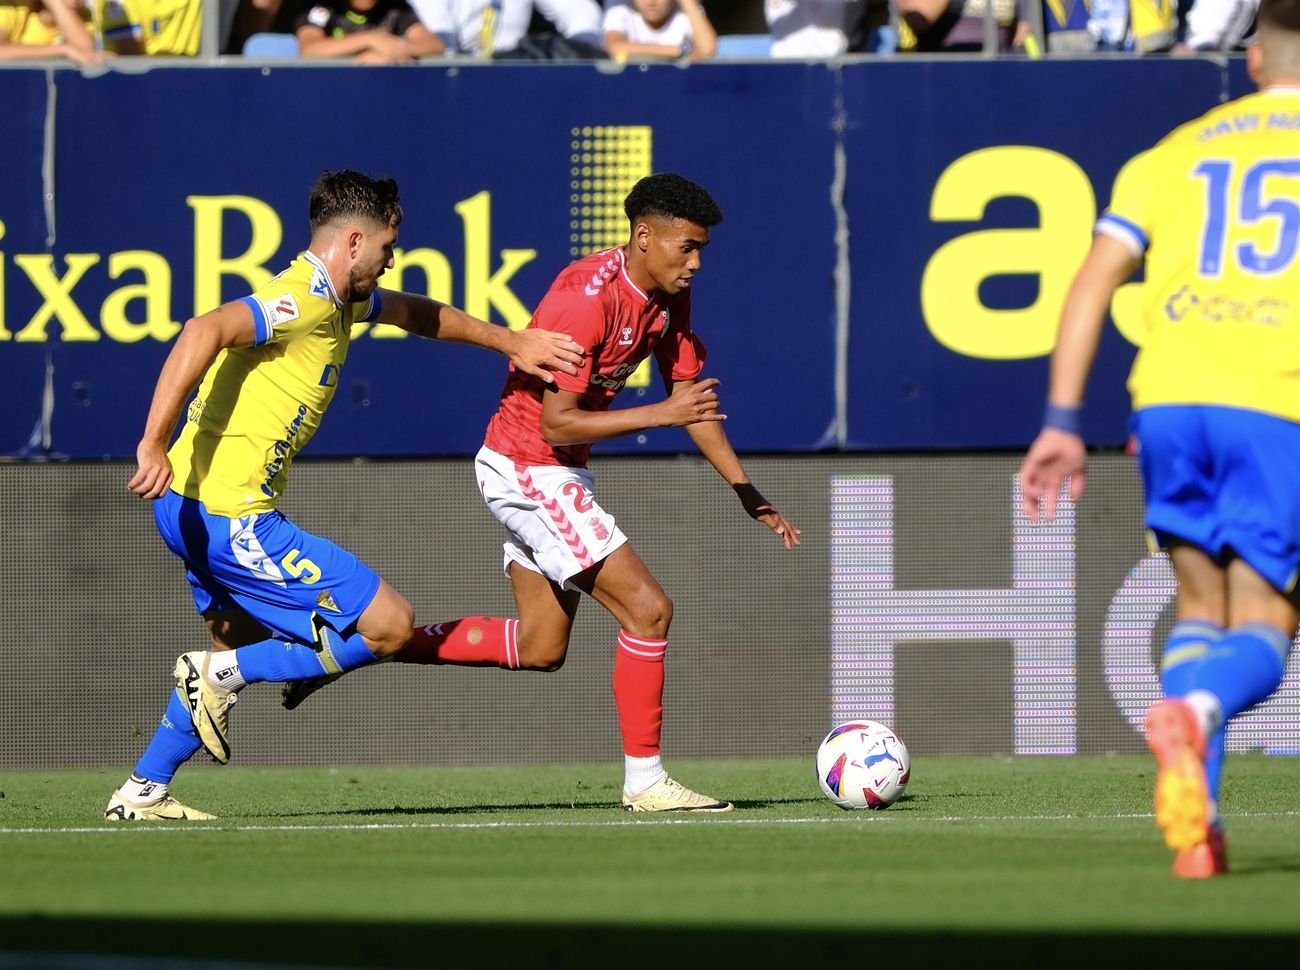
1019, 234, 1139, 522
375, 290, 584, 384
128, 301, 256, 499
682, 391, 799, 551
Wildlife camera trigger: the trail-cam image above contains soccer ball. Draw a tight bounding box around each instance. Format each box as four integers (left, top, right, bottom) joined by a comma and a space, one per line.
816, 720, 910, 809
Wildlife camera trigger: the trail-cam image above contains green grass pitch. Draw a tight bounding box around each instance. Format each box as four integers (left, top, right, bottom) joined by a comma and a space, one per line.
2, 755, 1299, 968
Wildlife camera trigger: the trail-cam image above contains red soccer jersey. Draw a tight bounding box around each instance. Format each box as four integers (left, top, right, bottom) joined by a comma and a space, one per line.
484, 247, 708, 467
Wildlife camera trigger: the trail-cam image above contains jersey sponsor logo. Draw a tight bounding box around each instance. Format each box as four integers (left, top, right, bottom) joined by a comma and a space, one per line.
259, 404, 311, 497
589, 360, 639, 392
266, 294, 299, 328
618, 326, 633, 346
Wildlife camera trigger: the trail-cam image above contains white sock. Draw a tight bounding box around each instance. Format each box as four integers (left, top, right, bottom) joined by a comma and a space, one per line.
1184, 689, 1224, 736
207, 651, 246, 691
624, 754, 666, 795
121, 773, 166, 804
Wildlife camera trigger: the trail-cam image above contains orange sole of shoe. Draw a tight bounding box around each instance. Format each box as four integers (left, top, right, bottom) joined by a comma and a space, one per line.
1145, 700, 1209, 855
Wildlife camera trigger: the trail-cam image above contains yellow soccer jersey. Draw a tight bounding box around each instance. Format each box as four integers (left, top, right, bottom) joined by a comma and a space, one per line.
98, 0, 200, 55
1097, 87, 1300, 423
168, 251, 381, 517
0, 2, 62, 45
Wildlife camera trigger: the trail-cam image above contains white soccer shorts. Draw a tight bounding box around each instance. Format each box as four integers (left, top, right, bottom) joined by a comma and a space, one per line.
475, 446, 627, 590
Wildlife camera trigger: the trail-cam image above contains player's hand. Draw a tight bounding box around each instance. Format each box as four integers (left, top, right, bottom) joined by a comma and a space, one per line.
128, 441, 174, 500
1019, 428, 1087, 522
658, 378, 725, 427
734, 482, 801, 550
509, 329, 585, 384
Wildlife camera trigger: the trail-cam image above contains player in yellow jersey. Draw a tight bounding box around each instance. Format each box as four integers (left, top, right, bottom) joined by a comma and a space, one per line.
104, 170, 583, 821
1021, 0, 1300, 879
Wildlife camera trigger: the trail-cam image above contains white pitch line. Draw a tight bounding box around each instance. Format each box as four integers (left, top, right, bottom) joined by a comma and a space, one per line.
3, 809, 1299, 837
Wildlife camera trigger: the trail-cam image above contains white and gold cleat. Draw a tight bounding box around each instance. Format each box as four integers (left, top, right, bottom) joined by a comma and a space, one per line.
104, 790, 216, 821
622, 776, 734, 813
174, 651, 237, 765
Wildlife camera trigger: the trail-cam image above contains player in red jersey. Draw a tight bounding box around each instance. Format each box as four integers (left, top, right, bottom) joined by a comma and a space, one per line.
288, 173, 799, 811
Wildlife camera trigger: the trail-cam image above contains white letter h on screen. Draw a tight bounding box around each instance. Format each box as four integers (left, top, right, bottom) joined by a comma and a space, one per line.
830, 475, 1078, 755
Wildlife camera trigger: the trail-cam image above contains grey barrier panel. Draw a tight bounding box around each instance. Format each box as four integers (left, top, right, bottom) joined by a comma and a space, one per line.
2, 453, 1243, 769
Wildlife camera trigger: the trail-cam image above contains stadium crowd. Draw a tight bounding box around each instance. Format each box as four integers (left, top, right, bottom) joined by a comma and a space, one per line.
0, 0, 1263, 61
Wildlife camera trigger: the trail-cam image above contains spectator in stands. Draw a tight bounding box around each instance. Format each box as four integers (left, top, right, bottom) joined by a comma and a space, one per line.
100, 0, 203, 55
1038, 0, 1096, 51
764, 0, 851, 57
1031, 0, 1180, 53
228, 0, 283, 53
896, 0, 1028, 51
603, 0, 717, 60
0, 0, 106, 62
295, 0, 444, 61
407, 0, 603, 57
1175, 0, 1258, 51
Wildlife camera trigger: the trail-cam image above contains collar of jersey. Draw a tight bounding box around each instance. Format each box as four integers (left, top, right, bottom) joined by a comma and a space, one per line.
302, 250, 343, 308
1262, 84, 1300, 94
615, 247, 653, 304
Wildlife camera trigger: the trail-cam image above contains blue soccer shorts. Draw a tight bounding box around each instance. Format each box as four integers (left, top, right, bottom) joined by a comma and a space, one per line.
152, 490, 382, 645
1131, 404, 1300, 595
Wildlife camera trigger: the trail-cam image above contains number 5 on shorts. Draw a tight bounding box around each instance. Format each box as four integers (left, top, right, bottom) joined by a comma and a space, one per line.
281, 549, 322, 584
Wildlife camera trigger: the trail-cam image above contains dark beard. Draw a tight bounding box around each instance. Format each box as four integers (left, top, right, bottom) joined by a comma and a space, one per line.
348, 268, 377, 302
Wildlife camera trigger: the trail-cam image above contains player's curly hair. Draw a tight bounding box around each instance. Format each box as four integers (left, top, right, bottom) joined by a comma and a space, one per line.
309, 170, 404, 230
624, 173, 723, 228
1259, 0, 1300, 30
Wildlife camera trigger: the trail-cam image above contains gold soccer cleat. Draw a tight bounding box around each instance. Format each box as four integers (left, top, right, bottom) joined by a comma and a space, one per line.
622, 775, 734, 813
104, 790, 216, 821
174, 651, 237, 765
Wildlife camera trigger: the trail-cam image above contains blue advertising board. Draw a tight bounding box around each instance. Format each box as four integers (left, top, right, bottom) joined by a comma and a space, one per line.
0, 57, 1246, 458
841, 56, 1226, 448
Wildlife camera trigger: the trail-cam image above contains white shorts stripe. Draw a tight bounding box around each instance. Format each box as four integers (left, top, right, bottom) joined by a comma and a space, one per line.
475, 446, 628, 590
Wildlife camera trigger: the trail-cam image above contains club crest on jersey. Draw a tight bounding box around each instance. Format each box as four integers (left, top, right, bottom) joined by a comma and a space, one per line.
316, 589, 342, 613
266, 294, 300, 328
618, 326, 633, 346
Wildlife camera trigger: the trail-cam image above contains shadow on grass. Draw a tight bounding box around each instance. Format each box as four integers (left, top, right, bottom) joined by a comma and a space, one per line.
256, 796, 830, 820
1, 918, 1295, 969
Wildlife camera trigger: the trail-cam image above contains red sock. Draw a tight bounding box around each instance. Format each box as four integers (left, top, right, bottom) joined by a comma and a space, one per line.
613, 629, 666, 756
398, 617, 519, 669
